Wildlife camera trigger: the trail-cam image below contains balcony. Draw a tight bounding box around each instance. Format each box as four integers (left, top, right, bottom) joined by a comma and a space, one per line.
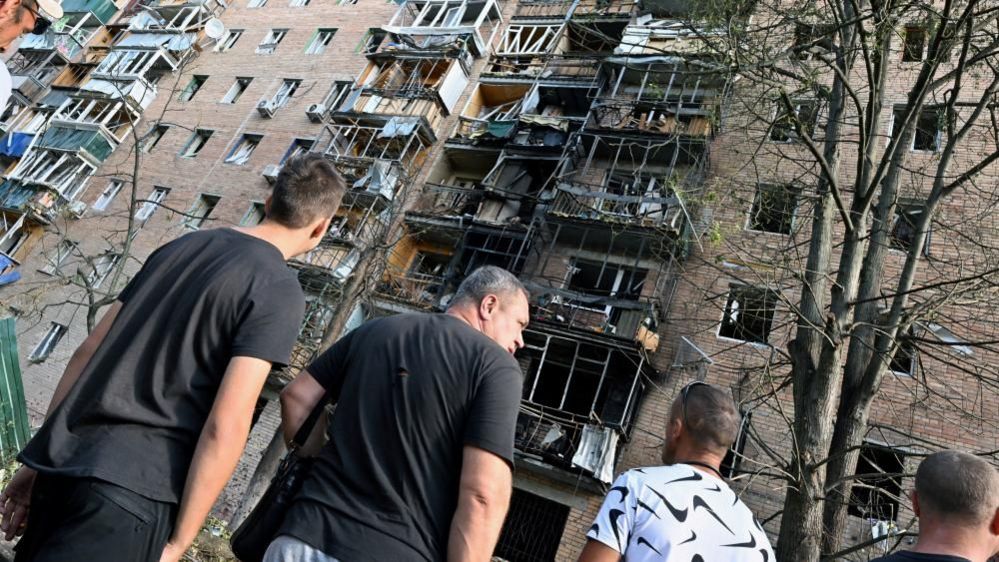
337, 59, 469, 128
512, 0, 634, 20
548, 182, 683, 230
49, 96, 139, 144
10, 75, 47, 103
514, 326, 649, 482
321, 117, 435, 176
613, 20, 724, 56
595, 60, 724, 120
377, 224, 460, 309
383, 0, 502, 56
482, 54, 600, 84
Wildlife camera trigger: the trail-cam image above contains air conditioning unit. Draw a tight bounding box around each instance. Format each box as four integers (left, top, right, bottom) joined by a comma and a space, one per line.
262, 164, 281, 184
306, 103, 327, 123
256, 99, 276, 118
67, 200, 88, 219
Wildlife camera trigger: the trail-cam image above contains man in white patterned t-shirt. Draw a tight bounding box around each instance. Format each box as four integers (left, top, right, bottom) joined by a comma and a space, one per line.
579, 381, 775, 562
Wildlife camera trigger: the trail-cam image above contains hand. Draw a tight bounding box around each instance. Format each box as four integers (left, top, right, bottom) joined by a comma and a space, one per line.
0, 466, 36, 541
158, 541, 187, 562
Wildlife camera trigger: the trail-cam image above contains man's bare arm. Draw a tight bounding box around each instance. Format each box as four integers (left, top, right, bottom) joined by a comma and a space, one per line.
577, 540, 622, 562
447, 446, 512, 562
161, 356, 271, 557
279, 369, 327, 455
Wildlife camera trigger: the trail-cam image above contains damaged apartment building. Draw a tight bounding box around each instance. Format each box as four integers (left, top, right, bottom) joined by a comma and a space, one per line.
0, 0, 736, 559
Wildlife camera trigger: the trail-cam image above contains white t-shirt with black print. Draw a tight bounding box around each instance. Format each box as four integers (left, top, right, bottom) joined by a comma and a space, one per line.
587, 465, 775, 562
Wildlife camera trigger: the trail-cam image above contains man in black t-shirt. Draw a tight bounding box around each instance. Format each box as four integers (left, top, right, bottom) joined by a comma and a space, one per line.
268, 266, 530, 562
871, 451, 999, 562
0, 154, 345, 562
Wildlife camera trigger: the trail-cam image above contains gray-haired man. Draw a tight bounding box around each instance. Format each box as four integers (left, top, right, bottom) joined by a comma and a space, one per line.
871, 451, 999, 562
270, 266, 530, 562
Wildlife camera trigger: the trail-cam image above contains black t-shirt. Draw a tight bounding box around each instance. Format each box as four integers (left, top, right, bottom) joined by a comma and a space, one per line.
872, 552, 972, 562
20, 229, 305, 503
279, 313, 524, 562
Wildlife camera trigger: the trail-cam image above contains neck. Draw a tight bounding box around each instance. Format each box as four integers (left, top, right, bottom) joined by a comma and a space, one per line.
233, 223, 300, 260
446, 306, 480, 330
668, 444, 725, 480
913, 524, 989, 562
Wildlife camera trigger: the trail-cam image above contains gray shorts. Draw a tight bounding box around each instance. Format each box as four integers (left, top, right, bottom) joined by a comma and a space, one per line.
263, 535, 341, 562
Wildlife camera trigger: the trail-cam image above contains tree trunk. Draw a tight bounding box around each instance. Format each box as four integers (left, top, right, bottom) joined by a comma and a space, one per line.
229, 427, 287, 528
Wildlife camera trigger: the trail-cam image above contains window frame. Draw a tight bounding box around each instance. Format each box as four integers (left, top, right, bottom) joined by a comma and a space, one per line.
225, 134, 263, 165
179, 128, 214, 158
305, 28, 337, 55
183, 193, 221, 229
29, 322, 67, 362
717, 283, 779, 346
746, 183, 799, 235
178, 75, 207, 102
257, 29, 288, 54
92, 179, 124, 211
136, 186, 170, 221
240, 201, 266, 226
221, 77, 252, 104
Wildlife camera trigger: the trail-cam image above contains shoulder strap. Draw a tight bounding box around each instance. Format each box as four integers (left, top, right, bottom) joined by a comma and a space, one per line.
291, 391, 330, 448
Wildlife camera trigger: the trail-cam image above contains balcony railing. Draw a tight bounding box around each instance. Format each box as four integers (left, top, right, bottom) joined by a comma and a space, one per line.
548, 183, 683, 229
383, 0, 501, 56
483, 55, 600, 83
512, 0, 634, 19
322, 121, 432, 174
378, 272, 449, 309
411, 182, 484, 217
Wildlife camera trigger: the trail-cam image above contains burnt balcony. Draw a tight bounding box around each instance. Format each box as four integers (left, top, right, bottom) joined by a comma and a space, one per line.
613, 20, 724, 56
377, 222, 461, 309
453, 83, 588, 147
514, 326, 650, 482
383, 0, 502, 56
548, 181, 683, 230
482, 55, 600, 84
321, 116, 435, 176
512, 0, 634, 20
595, 60, 724, 125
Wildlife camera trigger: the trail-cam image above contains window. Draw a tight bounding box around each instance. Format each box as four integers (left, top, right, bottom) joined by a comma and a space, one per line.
890, 106, 942, 152
494, 490, 569, 562
324, 80, 353, 112
566, 260, 647, 307
748, 183, 798, 234
29, 322, 67, 362
889, 331, 916, 376
889, 203, 927, 253
721, 412, 752, 478
183, 194, 220, 229
290, 0, 309, 6
792, 22, 835, 60
180, 129, 213, 158
408, 251, 450, 278
136, 187, 169, 220
39, 239, 76, 275
358, 28, 387, 54
215, 29, 243, 52
902, 25, 926, 62
928, 21, 957, 62
247, 0, 266, 6
282, 138, 315, 163
849, 444, 904, 522
306, 29, 337, 54
86, 251, 119, 288
273, 79, 301, 107
771, 101, 818, 142
257, 29, 288, 54
241, 201, 265, 226
142, 125, 169, 153
339, 0, 359, 5
719, 284, 778, 344
221, 77, 252, 104
92, 179, 124, 211
178, 75, 207, 102
225, 134, 262, 165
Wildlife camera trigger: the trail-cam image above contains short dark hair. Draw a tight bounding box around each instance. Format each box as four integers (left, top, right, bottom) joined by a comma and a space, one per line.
670, 382, 740, 453
267, 153, 345, 228
448, 266, 529, 309
916, 450, 999, 525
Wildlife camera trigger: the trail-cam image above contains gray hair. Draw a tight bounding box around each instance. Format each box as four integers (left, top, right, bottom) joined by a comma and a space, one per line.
916, 450, 999, 525
448, 266, 529, 309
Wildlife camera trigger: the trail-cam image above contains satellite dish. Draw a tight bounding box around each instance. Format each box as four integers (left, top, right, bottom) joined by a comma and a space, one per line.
205, 18, 225, 40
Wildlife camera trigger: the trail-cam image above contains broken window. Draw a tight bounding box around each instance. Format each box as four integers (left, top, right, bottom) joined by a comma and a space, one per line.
457, 230, 529, 275
39, 239, 76, 276
257, 29, 288, 54
30, 322, 67, 362
136, 186, 169, 221
719, 284, 778, 344
222, 77, 252, 104
748, 183, 798, 234
225, 134, 262, 165
273, 79, 301, 107
889, 331, 916, 376
902, 25, 926, 62
792, 22, 835, 60
247, 0, 266, 7
306, 29, 337, 54
496, 24, 562, 55
183, 194, 220, 229
358, 28, 387, 54
289, 0, 309, 6
889, 203, 927, 253
849, 444, 904, 522
409, 251, 450, 279
282, 138, 315, 164
324, 81, 354, 112
85, 251, 120, 288
178, 75, 207, 102
241, 201, 266, 226
891, 106, 942, 152
720, 412, 752, 478
92, 179, 124, 211
566, 259, 647, 309
494, 489, 569, 562
180, 129, 213, 158
215, 29, 243, 52
143, 125, 169, 153
771, 100, 818, 142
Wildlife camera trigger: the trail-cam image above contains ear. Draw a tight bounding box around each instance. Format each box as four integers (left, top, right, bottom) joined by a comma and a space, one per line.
478, 294, 499, 320
910, 490, 920, 517
310, 217, 331, 240
989, 507, 999, 537
263, 195, 273, 215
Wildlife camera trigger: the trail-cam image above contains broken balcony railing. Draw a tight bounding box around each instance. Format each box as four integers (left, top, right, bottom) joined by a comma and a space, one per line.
383, 0, 502, 56
412, 182, 485, 217
321, 119, 433, 175
512, 0, 634, 20
548, 183, 683, 228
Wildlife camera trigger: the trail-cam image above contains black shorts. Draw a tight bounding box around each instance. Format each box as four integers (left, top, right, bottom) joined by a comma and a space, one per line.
14, 473, 177, 562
